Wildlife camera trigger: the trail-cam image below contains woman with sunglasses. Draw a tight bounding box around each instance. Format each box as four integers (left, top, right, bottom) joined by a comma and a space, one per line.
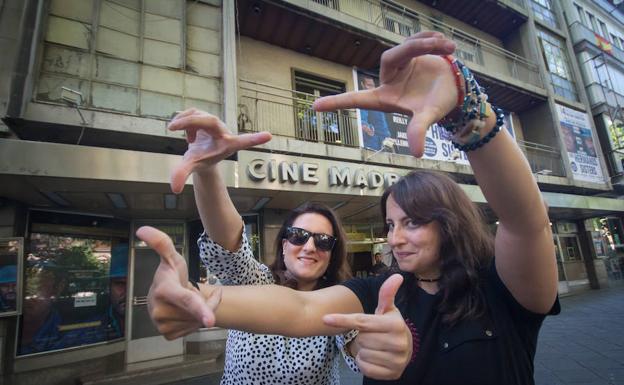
153, 108, 356, 385
140, 32, 559, 384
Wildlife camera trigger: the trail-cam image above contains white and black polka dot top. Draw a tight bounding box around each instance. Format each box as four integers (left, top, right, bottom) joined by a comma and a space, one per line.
198, 231, 359, 385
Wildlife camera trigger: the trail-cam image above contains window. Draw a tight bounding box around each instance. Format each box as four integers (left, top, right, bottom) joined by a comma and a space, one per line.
586, 12, 599, 33
36, 0, 221, 119
537, 29, 578, 101
531, 0, 558, 29
574, 3, 587, 25
452, 33, 483, 65
611, 34, 622, 50
17, 210, 130, 356
598, 20, 609, 39
293, 72, 354, 146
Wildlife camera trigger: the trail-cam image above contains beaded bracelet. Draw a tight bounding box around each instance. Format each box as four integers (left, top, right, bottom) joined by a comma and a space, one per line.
404, 318, 420, 364
452, 106, 505, 152
442, 55, 464, 110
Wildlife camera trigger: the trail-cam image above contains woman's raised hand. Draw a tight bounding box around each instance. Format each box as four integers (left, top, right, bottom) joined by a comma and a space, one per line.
136, 226, 222, 340
167, 110, 272, 193
323, 274, 412, 380
313, 32, 457, 157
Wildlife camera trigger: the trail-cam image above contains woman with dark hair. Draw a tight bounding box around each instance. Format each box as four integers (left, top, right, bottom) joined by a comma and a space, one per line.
140, 32, 559, 384
146, 108, 356, 384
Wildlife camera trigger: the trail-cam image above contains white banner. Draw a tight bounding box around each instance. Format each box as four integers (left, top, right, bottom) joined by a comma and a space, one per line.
555, 104, 604, 183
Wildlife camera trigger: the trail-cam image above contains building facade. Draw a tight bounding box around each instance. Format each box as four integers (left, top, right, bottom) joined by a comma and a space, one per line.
1, 0, 623, 383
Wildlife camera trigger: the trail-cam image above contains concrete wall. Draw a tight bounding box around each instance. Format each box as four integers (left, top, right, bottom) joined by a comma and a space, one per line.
0, 0, 27, 133
238, 37, 355, 92
520, 101, 559, 147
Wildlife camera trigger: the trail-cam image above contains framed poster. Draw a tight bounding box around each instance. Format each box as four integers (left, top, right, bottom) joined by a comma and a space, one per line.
0, 238, 23, 317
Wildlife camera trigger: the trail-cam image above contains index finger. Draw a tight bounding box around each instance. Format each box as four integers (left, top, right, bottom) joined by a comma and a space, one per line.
136, 226, 182, 268
322, 312, 402, 333
313, 89, 381, 112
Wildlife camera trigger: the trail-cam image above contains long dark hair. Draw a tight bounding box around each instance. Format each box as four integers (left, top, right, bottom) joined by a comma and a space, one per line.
381, 170, 494, 324
270, 203, 351, 289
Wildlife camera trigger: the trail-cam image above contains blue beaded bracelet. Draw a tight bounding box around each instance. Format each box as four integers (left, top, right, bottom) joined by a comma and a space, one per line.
452, 107, 505, 152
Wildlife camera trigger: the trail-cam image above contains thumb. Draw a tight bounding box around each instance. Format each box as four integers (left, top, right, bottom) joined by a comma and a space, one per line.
406, 110, 437, 158
375, 274, 403, 315
170, 159, 194, 194
136, 226, 183, 272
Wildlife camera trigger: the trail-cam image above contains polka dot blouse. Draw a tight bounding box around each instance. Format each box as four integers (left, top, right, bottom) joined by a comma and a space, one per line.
198, 231, 359, 385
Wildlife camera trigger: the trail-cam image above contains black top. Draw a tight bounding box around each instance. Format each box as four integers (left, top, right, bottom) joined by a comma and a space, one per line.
342, 260, 560, 385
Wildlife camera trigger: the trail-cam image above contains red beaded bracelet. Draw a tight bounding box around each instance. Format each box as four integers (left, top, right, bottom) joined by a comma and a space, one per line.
443, 55, 464, 109
404, 318, 420, 363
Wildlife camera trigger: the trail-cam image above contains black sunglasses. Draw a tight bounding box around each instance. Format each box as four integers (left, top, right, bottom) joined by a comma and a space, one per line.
285, 227, 337, 251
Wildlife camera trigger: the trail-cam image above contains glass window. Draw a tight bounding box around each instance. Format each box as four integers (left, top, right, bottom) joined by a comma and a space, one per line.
587, 12, 599, 33
611, 34, 622, 50
531, 0, 558, 29
36, 0, 222, 120
17, 211, 130, 356
294, 72, 354, 146
574, 3, 587, 25
598, 20, 609, 39
537, 29, 578, 101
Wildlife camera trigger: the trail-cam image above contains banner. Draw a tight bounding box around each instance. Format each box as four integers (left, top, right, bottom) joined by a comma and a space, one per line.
556, 104, 605, 183
355, 69, 514, 164
17, 233, 127, 355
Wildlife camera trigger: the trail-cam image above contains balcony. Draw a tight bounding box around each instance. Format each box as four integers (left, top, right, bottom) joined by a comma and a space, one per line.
569, 21, 624, 64
416, 0, 528, 38
585, 82, 624, 111
237, 0, 546, 112
238, 79, 359, 147
517, 140, 566, 177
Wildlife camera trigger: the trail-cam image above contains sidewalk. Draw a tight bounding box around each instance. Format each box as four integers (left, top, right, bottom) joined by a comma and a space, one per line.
166, 284, 624, 385
534, 283, 624, 385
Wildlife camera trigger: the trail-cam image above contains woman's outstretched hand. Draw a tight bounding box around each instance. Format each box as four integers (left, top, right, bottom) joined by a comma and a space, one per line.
167, 110, 272, 193
314, 31, 457, 157
136, 226, 222, 340
323, 274, 412, 380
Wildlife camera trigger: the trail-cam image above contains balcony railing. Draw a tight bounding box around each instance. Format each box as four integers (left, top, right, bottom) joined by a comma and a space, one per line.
586, 82, 624, 110
308, 0, 542, 88
569, 21, 624, 64
517, 140, 566, 177
238, 79, 359, 147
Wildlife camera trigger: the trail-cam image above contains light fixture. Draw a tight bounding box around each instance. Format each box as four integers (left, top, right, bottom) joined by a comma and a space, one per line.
354, 40, 361, 47
41, 191, 71, 207
164, 194, 177, 210
107, 193, 128, 209
252, 197, 271, 211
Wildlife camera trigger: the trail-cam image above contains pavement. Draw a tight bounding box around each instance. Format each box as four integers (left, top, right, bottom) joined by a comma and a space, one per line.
165, 282, 624, 385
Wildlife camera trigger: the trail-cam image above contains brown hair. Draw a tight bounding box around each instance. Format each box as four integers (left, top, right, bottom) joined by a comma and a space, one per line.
270, 203, 351, 289
381, 170, 494, 324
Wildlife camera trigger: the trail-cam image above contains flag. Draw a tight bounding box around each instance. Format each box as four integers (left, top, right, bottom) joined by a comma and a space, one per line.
595, 34, 613, 54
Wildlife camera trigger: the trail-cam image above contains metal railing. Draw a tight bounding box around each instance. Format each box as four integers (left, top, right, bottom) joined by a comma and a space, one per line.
517, 140, 566, 177
569, 21, 624, 64
306, 0, 542, 87
238, 79, 359, 147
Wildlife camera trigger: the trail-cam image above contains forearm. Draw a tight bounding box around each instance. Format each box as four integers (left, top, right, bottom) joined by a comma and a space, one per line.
193, 167, 243, 251
467, 105, 549, 234
201, 284, 362, 337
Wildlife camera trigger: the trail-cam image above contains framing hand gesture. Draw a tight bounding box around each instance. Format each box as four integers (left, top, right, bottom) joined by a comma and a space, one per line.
314, 32, 457, 157
167, 109, 272, 193
136, 226, 222, 339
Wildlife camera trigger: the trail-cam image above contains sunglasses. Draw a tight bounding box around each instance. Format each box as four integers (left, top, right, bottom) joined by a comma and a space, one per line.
285, 227, 337, 251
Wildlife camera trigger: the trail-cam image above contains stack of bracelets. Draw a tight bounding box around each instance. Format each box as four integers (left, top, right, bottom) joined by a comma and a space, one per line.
438, 56, 505, 152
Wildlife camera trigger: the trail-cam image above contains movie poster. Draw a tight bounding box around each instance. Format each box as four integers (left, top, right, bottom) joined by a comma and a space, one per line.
0, 239, 21, 316
355, 69, 514, 164
17, 234, 127, 355
556, 104, 605, 183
